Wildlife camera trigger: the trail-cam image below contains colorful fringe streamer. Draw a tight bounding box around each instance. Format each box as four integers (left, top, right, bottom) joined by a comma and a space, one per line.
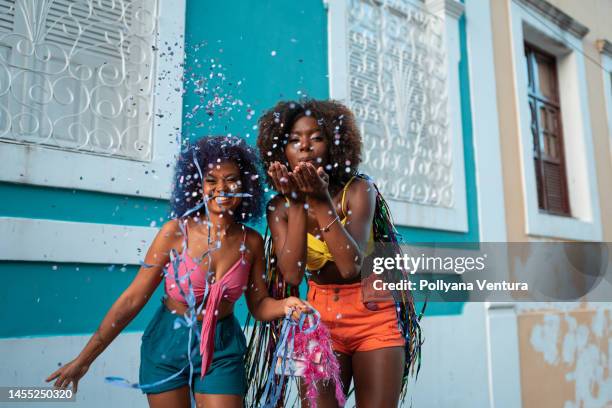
244, 232, 300, 407
368, 174, 427, 400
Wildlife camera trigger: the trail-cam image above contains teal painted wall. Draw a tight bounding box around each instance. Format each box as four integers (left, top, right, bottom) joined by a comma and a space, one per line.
0, 262, 165, 338
2, 0, 476, 337
182, 0, 329, 142
0, 183, 169, 226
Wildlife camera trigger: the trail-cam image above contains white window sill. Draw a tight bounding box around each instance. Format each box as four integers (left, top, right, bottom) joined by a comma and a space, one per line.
526, 211, 602, 241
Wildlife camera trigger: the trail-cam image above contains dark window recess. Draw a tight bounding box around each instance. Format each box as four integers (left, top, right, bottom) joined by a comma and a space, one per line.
524, 43, 571, 216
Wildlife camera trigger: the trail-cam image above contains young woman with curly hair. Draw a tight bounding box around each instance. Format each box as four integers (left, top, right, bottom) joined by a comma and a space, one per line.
254, 100, 422, 407
46, 136, 309, 408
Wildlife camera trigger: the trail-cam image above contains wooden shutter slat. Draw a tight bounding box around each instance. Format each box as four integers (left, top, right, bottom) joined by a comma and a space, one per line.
525, 42, 571, 216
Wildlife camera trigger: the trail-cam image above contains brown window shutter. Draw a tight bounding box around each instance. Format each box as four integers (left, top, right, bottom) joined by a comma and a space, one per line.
524, 43, 571, 216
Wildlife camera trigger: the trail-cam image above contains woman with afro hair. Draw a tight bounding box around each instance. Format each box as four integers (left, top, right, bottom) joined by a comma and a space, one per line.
46, 136, 309, 408
249, 100, 423, 407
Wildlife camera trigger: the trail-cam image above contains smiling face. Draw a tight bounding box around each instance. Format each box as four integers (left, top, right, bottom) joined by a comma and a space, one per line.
202, 161, 243, 215
285, 115, 329, 170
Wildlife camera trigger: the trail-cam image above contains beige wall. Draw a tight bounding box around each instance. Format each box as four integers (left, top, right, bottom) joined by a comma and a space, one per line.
490, 0, 612, 242
517, 307, 612, 408
489, 2, 612, 407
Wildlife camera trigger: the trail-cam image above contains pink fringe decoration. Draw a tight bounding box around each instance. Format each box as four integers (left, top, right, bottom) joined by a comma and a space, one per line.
293, 319, 346, 408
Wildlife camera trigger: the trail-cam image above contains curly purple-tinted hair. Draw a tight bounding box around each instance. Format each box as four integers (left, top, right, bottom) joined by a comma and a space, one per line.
170, 135, 265, 223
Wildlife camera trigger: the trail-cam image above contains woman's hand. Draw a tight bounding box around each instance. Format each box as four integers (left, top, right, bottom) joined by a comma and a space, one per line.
267, 161, 305, 202
292, 162, 329, 202
45, 357, 90, 393
283, 296, 312, 320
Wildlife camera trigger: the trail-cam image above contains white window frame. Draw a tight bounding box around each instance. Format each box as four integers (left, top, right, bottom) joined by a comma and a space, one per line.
599, 40, 612, 165
465, 0, 508, 242
326, 0, 468, 232
509, 0, 602, 241
0, 0, 185, 200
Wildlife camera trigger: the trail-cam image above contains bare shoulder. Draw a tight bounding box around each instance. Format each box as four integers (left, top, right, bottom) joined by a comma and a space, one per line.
241, 226, 265, 263
347, 176, 376, 205
266, 194, 289, 218
243, 226, 265, 251
155, 219, 184, 249
160, 218, 182, 235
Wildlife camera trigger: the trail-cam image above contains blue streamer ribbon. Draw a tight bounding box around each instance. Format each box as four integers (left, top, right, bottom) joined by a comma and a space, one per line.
105, 235, 206, 393
260, 309, 321, 407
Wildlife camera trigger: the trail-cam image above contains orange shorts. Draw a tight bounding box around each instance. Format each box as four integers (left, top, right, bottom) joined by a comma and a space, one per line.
307, 281, 405, 355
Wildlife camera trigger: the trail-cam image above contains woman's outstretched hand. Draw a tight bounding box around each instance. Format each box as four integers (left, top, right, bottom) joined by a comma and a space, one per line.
283, 296, 312, 320
45, 357, 90, 393
267, 161, 305, 202
292, 162, 329, 202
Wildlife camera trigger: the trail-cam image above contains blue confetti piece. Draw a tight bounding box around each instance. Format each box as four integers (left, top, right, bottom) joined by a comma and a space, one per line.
104, 376, 140, 389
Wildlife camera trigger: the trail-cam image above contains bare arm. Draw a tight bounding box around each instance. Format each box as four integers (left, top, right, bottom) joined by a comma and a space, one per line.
245, 230, 308, 320
267, 194, 308, 286
45, 220, 180, 391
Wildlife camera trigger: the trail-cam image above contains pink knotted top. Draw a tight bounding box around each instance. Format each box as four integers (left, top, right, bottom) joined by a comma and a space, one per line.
164, 221, 250, 378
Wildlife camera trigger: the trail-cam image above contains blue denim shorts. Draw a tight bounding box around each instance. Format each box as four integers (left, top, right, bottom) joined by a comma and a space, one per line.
139, 301, 247, 395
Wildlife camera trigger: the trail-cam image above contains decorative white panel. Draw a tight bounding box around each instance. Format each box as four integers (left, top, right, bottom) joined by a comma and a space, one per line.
348, 0, 451, 206
0, 0, 158, 161
328, 0, 468, 231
